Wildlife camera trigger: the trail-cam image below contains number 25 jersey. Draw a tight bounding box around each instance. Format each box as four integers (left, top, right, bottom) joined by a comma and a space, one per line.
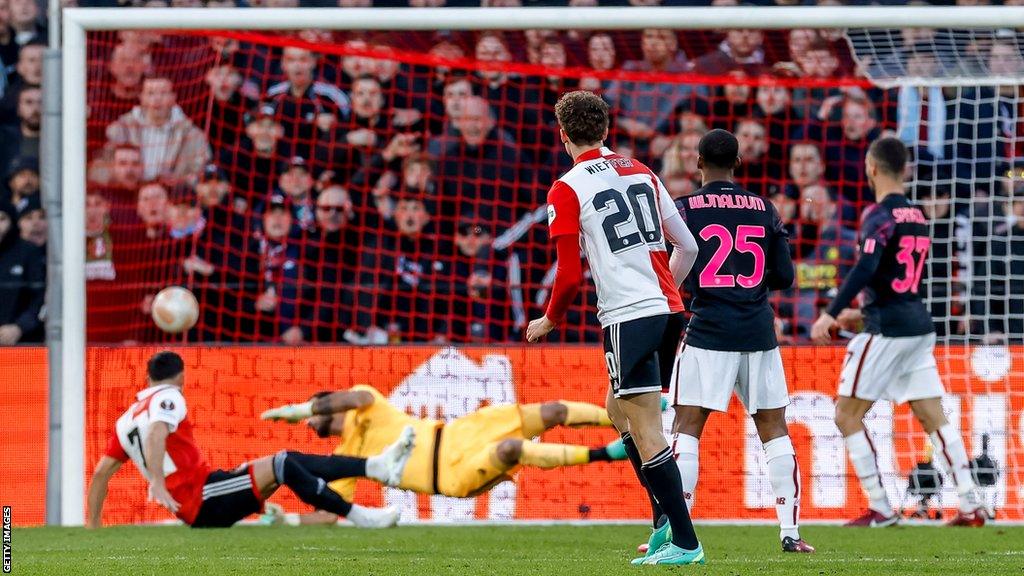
547, 147, 684, 328
679, 181, 794, 352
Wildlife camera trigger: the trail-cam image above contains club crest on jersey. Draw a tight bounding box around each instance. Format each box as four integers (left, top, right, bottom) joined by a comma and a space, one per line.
547, 204, 557, 226
159, 399, 175, 412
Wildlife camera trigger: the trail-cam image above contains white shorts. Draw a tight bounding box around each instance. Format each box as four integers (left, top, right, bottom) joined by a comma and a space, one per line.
668, 345, 790, 414
837, 332, 945, 403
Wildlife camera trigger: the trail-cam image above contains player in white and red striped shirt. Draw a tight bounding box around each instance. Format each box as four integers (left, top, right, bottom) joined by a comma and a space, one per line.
87, 351, 414, 528
526, 91, 703, 566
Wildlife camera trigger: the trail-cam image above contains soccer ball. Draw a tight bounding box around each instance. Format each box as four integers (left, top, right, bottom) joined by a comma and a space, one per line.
151, 286, 199, 334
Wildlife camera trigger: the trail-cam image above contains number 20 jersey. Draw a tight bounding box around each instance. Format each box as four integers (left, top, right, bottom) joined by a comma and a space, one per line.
855, 194, 934, 337
678, 180, 794, 352
547, 147, 684, 328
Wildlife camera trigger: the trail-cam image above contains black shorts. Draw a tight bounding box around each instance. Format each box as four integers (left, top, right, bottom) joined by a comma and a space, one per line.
603, 312, 685, 398
190, 466, 263, 528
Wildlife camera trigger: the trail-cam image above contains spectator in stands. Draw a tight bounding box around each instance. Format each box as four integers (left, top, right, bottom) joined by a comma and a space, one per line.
692, 69, 753, 131
14, 193, 43, 341
988, 37, 1024, 161
255, 193, 301, 342
473, 32, 540, 158
291, 184, 361, 344
971, 172, 1024, 341
274, 156, 316, 232
753, 80, 798, 147
783, 184, 856, 339
368, 151, 436, 225
205, 62, 254, 152
451, 216, 511, 343
580, 32, 616, 93
423, 73, 473, 137
0, 3, 18, 90
792, 39, 843, 125
785, 141, 827, 201
659, 130, 703, 200
604, 29, 692, 158
896, 43, 954, 177
734, 117, 782, 197
0, 41, 42, 121
524, 29, 558, 65
3, 155, 38, 207
0, 86, 40, 168
769, 187, 798, 243
328, 75, 402, 182
786, 29, 817, 69
8, 0, 44, 47
166, 185, 205, 241
693, 29, 766, 76
85, 192, 116, 282
223, 102, 287, 205
266, 46, 350, 143
916, 183, 958, 338
401, 34, 466, 134
100, 77, 211, 185
136, 181, 170, 240
87, 42, 152, 144
16, 193, 43, 248
825, 97, 880, 226
374, 192, 451, 342
433, 95, 523, 228
536, 36, 578, 167
0, 198, 43, 345
196, 163, 247, 217
88, 142, 144, 196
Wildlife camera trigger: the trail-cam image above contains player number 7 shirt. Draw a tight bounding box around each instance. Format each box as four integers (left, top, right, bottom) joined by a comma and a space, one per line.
104, 384, 211, 524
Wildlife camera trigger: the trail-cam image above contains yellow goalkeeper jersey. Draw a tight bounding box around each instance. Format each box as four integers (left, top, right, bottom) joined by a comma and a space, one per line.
328, 385, 441, 499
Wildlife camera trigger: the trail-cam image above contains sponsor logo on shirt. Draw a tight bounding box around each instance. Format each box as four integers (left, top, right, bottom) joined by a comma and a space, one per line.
547, 205, 556, 226
159, 399, 176, 412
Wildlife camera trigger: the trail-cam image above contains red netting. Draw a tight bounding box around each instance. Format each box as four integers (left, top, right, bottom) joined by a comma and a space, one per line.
84, 28, 904, 344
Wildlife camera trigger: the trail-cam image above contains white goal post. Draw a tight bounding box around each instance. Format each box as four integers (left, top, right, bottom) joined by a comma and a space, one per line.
56, 6, 1024, 526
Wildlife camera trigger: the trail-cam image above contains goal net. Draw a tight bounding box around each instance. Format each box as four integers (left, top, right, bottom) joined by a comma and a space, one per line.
43, 7, 1024, 525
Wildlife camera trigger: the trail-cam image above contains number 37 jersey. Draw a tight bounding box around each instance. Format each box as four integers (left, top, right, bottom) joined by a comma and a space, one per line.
547, 147, 684, 327
855, 194, 934, 337
679, 181, 794, 352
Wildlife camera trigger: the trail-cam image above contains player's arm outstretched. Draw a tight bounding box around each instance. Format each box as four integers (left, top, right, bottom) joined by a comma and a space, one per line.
86, 456, 123, 529
810, 212, 890, 343
261, 390, 375, 423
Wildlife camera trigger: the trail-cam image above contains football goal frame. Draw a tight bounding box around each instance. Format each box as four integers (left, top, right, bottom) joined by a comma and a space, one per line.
53, 5, 1024, 526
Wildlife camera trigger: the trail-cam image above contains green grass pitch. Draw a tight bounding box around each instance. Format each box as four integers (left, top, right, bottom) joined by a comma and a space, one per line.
14, 524, 1024, 575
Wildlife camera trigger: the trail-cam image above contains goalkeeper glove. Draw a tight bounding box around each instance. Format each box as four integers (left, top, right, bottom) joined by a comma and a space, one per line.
261, 401, 314, 423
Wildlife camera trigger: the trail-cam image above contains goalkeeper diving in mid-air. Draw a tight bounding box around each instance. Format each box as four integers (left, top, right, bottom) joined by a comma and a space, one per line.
260, 385, 627, 524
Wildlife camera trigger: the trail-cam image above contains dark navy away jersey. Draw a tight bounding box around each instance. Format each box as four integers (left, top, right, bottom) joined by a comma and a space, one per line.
679, 181, 795, 352
826, 193, 935, 337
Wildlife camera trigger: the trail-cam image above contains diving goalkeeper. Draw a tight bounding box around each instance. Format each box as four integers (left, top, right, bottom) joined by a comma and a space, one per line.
261, 385, 625, 520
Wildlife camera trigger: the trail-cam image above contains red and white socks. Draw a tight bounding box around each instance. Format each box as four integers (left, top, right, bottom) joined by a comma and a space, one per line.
929, 423, 980, 513
845, 430, 893, 517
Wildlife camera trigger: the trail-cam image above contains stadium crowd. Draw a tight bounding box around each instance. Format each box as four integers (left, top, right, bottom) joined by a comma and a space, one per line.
0, 1, 1022, 345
